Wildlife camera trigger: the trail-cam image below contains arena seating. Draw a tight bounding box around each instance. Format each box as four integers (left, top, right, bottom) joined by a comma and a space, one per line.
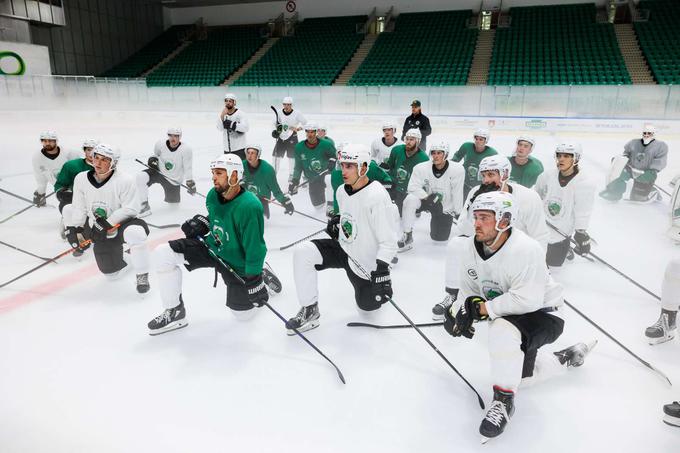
232, 16, 366, 86
349, 10, 477, 86
635, 0, 680, 84
488, 3, 631, 85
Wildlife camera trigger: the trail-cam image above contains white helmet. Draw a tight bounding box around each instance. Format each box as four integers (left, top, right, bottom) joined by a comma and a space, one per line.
382, 120, 397, 132
283, 96, 293, 104
317, 124, 327, 132
555, 143, 582, 164
167, 126, 182, 137
210, 153, 244, 184
516, 135, 535, 148
404, 128, 422, 142
82, 138, 98, 149
471, 191, 516, 232
224, 92, 237, 102
473, 128, 490, 141
428, 139, 450, 159
93, 143, 120, 169
304, 122, 318, 131
337, 144, 371, 176
246, 144, 262, 158
40, 131, 58, 141
478, 155, 511, 182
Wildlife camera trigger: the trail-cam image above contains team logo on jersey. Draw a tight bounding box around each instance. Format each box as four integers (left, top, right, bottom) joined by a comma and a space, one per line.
482, 281, 503, 300
310, 159, 322, 173
164, 161, 174, 171
247, 183, 259, 195
635, 153, 645, 163
467, 269, 478, 279
415, 121, 420, 126
468, 166, 478, 179
92, 205, 108, 220
211, 225, 228, 248
339, 213, 357, 242
547, 199, 562, 217
396, 166, 409, 183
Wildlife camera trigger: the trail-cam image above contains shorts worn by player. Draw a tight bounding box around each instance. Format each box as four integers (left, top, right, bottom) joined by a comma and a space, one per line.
136, 139, 194, 212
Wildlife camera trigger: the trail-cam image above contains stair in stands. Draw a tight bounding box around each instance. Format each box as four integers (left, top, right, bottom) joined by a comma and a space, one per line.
224, 37, 279, 86
614, 23, 655, 84
142, 41, 191, 78
334, 34, 377, 86
467, 28, 495, 85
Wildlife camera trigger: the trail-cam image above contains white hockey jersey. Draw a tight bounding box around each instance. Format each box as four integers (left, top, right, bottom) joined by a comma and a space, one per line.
152, 140, 194, 184
68, 170, 139, 228
32, 148, 78, 194
276, 109, 306, 141
371, 137, 403, 164
216, 109, 249, 152
457, 182, 549, 250
457, 229, 564, 320
534, 168, 595, 244
336, 180, 399, 279
407, 161, 465, 216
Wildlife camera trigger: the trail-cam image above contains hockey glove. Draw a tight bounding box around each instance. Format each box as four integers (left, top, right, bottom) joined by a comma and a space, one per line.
452, 296, 487, 339
245, 274, 269, 307
637, 169, 658, 184
443, 305, 457, 336
271, 129, 281, 139
91, 217, 114, 243
288, 182, 299, 196
370, 260, 392, 305
573, 230, 591, 255
326, 214, 340, 240
379, 161, 390, 170
229, 121, 238, 131
327, 158, 337, 172
65, 226, 84, 249
222, 118, 232, 129
181, 214, 210, 239
282, 195, 295, 215
147, 156, 160, 171
33, 191, 46, 207
186, 180, 197, 195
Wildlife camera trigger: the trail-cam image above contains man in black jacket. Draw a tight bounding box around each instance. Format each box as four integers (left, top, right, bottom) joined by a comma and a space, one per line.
401, 100, 432, 151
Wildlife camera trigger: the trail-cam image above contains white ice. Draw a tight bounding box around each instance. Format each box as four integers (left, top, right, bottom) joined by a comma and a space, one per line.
0, 108, 679, 453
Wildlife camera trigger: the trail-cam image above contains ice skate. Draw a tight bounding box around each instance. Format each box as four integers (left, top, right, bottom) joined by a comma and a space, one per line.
262, 262, 282, 295
645, 310, 676, 345
663, 401, 680, 427
432, 288, 458, 321
553, 340, 598, 367
397, 231, 413, 253
480, 386, 515, 444
148, 298, 187, 336
136, 272, 150, 295
286, 303, 320, 335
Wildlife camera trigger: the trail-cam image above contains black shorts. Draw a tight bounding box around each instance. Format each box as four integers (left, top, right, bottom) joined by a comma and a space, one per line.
57, 190, 73, 213
308, 175, 326, 207
168, 237, 253, 311
502, 310, 565, 378
546, 237, 571, 267
390, 190, 407, 217
311, 239, 383, 311
145, 169, 181, 203
224, 149, 246, 160
260, 198, 270, 219
84, 218, 150, 275
429, 212, 454, 242
273, 135, 298, 158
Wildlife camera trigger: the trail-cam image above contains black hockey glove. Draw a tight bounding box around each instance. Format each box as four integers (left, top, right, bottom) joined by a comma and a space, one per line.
245, 274, 269, 307
379, 161, 390, 170
282, 195, 295, 215
222, 118, 232, 129
288, 182, 299, 195
271, 129, 281, 139
452, 296, 487, 339
326, 214, 340, 240
443, 304, 457, 336
186, 180, 197, 195
421, 193, 443, 215
229, 121, 238, 131
370, 260, 392, 305
181, 214, 210, 239
573, 230, 591, 255
65, 226, 83, 249
327, 158, 337, 172
56, 188, 72, 204
147, 156, 160, 170
91, 217, 114, 243
33, 191, 46, 207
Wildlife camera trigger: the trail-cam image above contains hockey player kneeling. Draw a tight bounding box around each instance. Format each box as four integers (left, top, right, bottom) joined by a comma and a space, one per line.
443, 191, 596, 443
64, 144, 151, 293
285, 145, 398, 334
147, 154, 281, 336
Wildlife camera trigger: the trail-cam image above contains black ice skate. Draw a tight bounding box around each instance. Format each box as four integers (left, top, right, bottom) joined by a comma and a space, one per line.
286, 303, 320, 335
480, 386, 515, 444
645, 309, 677, 345
663, 401, 680, 427
431, 288, 458, 321
397, 231, 413, 253
148, 298, 187, 336
136, 273, 150, 294
553, 340, 598, 367
262, 262, 282, 295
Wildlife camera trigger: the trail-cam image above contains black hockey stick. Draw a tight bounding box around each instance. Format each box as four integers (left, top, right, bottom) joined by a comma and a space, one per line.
546, 222, 660, 301
0, 187, 34, 204
346, 254, 485, 409
0, 191, 56, 225
146, 222, 181, 229
135, 159, 206, 199
347, 321, 444, 329
288, 169, 332, 196
0, 239, 56, 263
262, 196, 327, 225
654, 184, 671, 197
564, 298, 671, 386
272, 228, 326, 251
270, 105, 281, 127
196, 237, 346, 384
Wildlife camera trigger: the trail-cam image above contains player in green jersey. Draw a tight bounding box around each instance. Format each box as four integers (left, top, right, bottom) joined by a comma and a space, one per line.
508, 136, 544, 188
452, 129, 498, 198
382, 128, 429, 215
289, 123, 337, 209
54, 138, 97, 213
243, 144, 294, 219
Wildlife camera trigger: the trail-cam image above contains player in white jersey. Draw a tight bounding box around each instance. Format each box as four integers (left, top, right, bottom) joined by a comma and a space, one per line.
217, 93, 249, 159
443, 191, 595, 443
272, 96, 306, 180
32, 131, 77, 206
398, 139, 465, 252
136, 127, 195, 217
534, 143, 595, 267
285, 144, 399, 334
432, 155, 550, 320
644, 258, 680, 344
63, 144, 151, 295
371, 121, 402, 165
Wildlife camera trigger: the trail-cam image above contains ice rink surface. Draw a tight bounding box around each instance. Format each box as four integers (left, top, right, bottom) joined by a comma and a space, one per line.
1, 108, 679, 452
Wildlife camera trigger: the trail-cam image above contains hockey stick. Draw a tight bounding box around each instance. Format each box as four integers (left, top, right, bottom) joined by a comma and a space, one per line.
0, 191, 56, 225
135, 159, 206, 198
146, 222, 181, 229
347, 321, 444, 329
0, 224, 120, 289
0, 239, 56, 263
564, 298, 671, 386
654, 184, 672, 197
345, 254, 485, 409
270, 105, 281, 127
0, 187, 35, 204
272, 228, 326, 251
196, 237, 346, 384
546, 222, 660, 301
288, 169, 332, 196
262, 196, 327, 225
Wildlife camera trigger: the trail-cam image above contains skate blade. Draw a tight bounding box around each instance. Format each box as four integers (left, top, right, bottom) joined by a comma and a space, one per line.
481, 436, 491, 445
397, 244, 413, 254
663, 415, 680, 427
286, 319, 320, 336
137, 290, 150, 299
432, 313, 445, 322
149, 320, 188, 336
647, 333, 676, 346
138, 210, 152, 218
